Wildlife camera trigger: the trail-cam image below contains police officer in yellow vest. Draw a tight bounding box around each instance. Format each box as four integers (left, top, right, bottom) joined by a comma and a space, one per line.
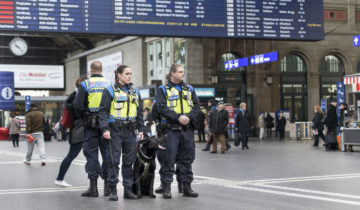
73, 61, 111, 198
99, 65, 144, 201
155, 64, 200, 199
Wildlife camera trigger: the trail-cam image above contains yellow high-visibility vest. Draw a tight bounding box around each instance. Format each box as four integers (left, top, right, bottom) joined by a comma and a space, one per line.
85, 76, 111, 112
110, 85, 139, 120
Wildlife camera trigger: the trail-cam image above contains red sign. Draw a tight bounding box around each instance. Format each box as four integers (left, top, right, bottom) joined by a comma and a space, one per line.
225, 105, 234, 124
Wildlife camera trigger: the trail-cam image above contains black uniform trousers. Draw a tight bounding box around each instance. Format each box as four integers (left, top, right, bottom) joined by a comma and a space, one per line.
82, 127, 108, 180
106, 127, 137, 188
158, 128, 195, 183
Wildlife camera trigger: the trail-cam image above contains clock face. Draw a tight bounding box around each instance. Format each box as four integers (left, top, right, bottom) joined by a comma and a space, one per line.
9, 37, 28, 56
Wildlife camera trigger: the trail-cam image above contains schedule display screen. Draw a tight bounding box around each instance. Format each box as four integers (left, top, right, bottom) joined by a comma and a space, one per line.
0, 0, 324, 40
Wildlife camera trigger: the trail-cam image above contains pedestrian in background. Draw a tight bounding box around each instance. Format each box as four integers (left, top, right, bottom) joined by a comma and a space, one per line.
202, 99, 216, 151
258, 112, 265, 140
311, 105, 325, 147
264, 112, 274, 138
325, 99, 338, 151
8, 114, 20, 147
209, 101, 229, 154
235, 102, 253, 150
55, 75, 87, 187
43, 117, 51, 141
196, 111, 206, 142
24, 103, 46, 166
278, 112, 286, 140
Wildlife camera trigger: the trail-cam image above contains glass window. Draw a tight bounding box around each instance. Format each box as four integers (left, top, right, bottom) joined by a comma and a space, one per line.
218, 53, 245, 71
156, 41, 163, 79
147, 43, 154, 80
319, 55, 344, 73
279, 54, 306, 72
165, 38, 171, 71
147, 38, 174, 81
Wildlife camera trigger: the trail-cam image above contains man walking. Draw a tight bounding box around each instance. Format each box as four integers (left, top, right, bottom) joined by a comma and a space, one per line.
209, 101, 229, 154
24, 104, 46, 165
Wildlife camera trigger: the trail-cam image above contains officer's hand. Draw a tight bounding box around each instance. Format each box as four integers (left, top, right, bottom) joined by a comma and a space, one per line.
179, 115, 190, 125
103, 130, 111, 140
138, 132, 144, 140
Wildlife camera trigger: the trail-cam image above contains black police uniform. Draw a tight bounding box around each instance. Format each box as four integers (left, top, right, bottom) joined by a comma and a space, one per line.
155, 79, 200, 198
73, 74, 109, 197
99, 83, 144, 200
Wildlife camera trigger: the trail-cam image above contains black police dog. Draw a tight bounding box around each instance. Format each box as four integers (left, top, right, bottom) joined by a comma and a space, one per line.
132, 135, 166, 198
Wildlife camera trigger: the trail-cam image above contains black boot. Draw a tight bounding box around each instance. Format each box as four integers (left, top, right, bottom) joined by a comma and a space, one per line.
104, 179, 110, 196
178, 181, 184, 193
155, 183, 164, 194
163, 182, 172, 199
81, 179, 98, 197
202, 143, 210, 151
124, 188, 138, 199
108, 185, 118, 201
183, 182, 198, 198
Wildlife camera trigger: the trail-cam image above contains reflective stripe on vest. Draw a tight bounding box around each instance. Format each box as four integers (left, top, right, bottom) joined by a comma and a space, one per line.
165, 86, 193, 114
110, 85, 139, 120
86, 77, 111, 112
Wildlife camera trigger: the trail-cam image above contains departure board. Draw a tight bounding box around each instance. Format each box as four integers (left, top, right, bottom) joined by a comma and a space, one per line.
0, 0, 324, 40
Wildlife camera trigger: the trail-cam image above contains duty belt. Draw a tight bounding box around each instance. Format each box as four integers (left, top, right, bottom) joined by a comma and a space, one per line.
112, 120, 137, 130
167, 123, 191, 131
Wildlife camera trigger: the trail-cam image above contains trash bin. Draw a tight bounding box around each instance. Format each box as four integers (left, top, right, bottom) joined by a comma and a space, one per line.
0, 127, 9, 140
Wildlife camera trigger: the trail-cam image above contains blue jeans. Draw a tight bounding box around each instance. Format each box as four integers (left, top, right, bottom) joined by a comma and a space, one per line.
56, 141, 83, 180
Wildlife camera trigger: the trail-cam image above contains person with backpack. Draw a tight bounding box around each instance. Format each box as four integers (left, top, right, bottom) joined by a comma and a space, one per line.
311, 105, 326, 147
55, 75, 88, 187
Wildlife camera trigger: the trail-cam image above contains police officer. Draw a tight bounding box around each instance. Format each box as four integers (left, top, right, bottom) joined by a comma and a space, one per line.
155, 63, 200, 199
99, 65, 144, 201
73, 61, 110, 197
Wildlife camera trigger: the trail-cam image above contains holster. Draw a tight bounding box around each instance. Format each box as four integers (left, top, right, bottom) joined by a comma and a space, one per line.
84, 114, 98, 128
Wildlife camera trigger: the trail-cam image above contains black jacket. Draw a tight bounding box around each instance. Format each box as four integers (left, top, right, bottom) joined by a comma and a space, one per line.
66, 91, 84, 145
196, 111, 205, 130
326, 104, 338, 130
277, 117, 286, 130
312, 112, 324, 131
264, 114, 274, 128
339, 108, 347, 127
155, 80, 200, 126
235, 110, 252, 133
209, 109, 229, 134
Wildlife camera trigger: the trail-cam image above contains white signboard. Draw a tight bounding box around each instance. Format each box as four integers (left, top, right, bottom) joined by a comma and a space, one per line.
87, 51, 122, 82
0, 64, 64, 89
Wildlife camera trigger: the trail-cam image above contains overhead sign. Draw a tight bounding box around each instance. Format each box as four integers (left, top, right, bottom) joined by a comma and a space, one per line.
250, 51, 278, 65
354, 35, 360, 47
25, 95, 31, 112
0, 71, 15, 110
0, 65, 64, 89
87, 51, 122, 82
195, 88, 215, 98
0, 1, 324, 40
225, 57, 248, 70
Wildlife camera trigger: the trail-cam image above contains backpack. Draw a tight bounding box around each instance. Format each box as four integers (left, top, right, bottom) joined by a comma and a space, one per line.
60, 106, 74, 128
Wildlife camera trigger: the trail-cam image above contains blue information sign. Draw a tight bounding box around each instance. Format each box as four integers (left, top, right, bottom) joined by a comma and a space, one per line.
0, 72, 15, 111
321, 98, 327, 112
354, 35, 360, 47
250, 51, 278, 65
25, 95, 31, 113
336, 81, 345, 120
0, 0, 324, 40
225, 57, 249, 70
